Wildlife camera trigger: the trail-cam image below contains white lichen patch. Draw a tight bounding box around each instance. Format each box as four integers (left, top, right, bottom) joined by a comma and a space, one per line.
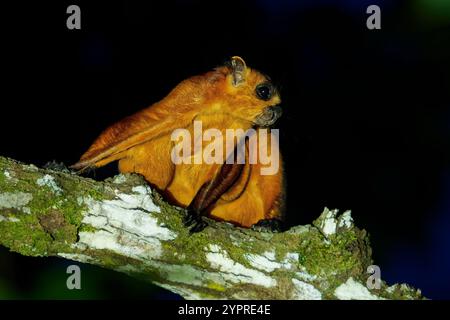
206, 244, 276, 288
0, 192, 33, 214
229, 234, 241, 246
115, 264, 141, 274
263, 250, 276, 260
207, 244, 219, 253
76, 196, 84, 206
57, 253, 97, 264
286, 225, 311, 235
284, 252, 299, 262
157, 263, 209, 287
281, 252, 300, 269
291, 279, 322, 300
247, 251, 300, 272
112, 174, 128, 184
245, 251, 282, 273
319, 208, 338, 236
400, 283, 411, 291
3, 170, 18, 183
295, 270, 318, 282
77, 229, 164, 260
24, 164, 38, 172
113, 186, 160, 213
131, 185, 151, 195
385, 284, 397, 294
154, 282, 205, 300
0, 215, 20, 222
317, 208, 354, 237
3, 170, 12, 180
36, 174, 62, 195
334, 277, 384, 300
147, 260, 239, 296
338, 210, 354, 229
75, 188, 173, 261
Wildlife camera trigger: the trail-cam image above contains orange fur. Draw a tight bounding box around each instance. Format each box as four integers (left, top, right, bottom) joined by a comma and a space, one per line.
72, 57, 284, 227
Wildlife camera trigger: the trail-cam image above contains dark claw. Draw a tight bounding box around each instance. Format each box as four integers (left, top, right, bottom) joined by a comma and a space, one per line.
43, 161, 72, 173
251, 219, 283, 233
183, 209, 208, 233
183, 209, 198, 227
189, 219, 208, 234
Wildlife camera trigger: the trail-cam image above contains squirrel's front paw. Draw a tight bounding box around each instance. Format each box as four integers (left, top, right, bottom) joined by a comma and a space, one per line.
183, 209, 208, 234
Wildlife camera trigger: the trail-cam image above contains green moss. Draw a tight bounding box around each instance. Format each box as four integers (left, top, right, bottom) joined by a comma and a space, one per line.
0, 170, 18, 193
382, 284, 424, 300
152, 191, 185, 229
292, 227, 372, 292
229, 282, 287, 299
226, 240, 277, 270
78, 224, 98, 233
298, 254, 306, 264
0, 170, 6, 185
27, 189, 82, 230
38, 210, 78, 243
173, 232, 212, 266
0, 159, 100, 257
0, 216, 53, 256
84, 249, 143, 270
271, 232, 304, 261
206, 281, 226, 292
84, 186, 108, 201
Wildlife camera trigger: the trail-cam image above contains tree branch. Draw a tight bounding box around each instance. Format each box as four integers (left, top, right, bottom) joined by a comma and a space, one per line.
0, 156, 423, 299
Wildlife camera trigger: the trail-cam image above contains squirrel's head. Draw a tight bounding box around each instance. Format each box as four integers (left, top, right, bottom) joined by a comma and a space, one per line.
199, 56, 282, 128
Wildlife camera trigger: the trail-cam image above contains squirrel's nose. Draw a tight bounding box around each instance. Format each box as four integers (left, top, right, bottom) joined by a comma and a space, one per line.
269, 105, 282, 120
254, 105, 282, 127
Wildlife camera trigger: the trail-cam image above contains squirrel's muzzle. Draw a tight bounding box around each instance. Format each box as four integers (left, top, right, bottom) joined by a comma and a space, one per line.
254, 105, 282, 127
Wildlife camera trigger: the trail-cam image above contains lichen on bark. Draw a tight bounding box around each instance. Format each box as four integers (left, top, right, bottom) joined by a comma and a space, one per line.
0, 156, 424, 300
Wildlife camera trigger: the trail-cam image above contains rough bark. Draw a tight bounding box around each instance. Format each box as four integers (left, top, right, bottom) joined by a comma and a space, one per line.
0, 156, 424, 300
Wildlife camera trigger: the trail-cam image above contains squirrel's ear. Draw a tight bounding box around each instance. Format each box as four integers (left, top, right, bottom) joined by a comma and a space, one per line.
230, 56, 247, 86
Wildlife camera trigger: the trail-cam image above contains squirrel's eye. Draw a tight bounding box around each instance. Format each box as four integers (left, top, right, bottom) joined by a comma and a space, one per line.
255, 83, 273, 101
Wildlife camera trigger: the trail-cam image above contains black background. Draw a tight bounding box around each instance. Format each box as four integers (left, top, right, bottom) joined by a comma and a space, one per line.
1, 0, 450, 299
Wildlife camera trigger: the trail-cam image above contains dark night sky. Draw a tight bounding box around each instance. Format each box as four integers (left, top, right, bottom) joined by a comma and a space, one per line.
1, 0, 450, 299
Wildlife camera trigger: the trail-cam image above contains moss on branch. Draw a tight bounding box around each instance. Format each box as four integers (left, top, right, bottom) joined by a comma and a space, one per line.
0, 156, 424, 300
